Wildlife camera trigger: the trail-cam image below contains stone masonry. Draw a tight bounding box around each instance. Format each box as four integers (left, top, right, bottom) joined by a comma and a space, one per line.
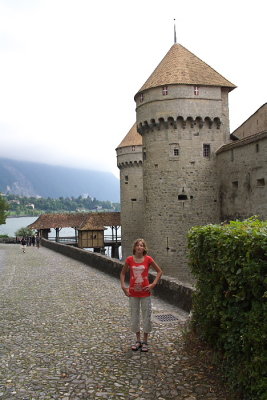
217, 131, 267, 220
116, 124, 144, 260
116, 42, 267, 285
117, 43, 235, 283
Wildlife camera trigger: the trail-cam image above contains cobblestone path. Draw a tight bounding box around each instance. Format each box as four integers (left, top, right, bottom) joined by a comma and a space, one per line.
0, 244, 231, 400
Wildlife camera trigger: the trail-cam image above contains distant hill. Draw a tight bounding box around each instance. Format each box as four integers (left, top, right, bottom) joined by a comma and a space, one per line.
0, 158, 120, 202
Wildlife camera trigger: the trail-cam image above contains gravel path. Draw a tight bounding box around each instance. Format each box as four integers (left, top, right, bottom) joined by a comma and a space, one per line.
0, 244, 232, 400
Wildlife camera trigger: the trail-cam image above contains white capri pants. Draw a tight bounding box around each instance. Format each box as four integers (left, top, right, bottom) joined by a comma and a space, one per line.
129, 296, 152, 333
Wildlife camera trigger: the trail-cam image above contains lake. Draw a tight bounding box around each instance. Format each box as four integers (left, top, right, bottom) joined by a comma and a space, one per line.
0, 216, 121, 258
0, 216, 38, 236
0, 216, 76, 237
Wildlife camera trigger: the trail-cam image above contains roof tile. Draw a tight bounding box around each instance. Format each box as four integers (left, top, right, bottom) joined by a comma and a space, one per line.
116, 123, 142, 149
135, 43, 236, 96
28, 212, 120, 230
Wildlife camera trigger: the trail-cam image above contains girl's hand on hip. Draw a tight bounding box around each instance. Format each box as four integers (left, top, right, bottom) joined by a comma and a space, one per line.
122, 287, 130, 297
144, 284, 154, 292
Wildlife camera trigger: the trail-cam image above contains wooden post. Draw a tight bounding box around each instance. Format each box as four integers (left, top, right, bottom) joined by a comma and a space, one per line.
56, 228, 59, 242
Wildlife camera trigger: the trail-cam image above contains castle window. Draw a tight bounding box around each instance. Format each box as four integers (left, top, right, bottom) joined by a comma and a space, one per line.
256, 143, 259, 152
132, 146, 135, 151
169, 143, 179, 159
124, 175, 128, 184
140, 93, 144, 102
143, 148, 147, 160
178, 194, 188, 200
203, 144, 210, 158
232, 181, 238, 188
194, 86, 199, 95
257, 178, 265, 187
162, 86, 168, 96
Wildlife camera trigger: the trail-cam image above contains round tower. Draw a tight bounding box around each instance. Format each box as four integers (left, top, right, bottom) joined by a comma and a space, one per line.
134, 43, 236, 282
116, 124, 143, 259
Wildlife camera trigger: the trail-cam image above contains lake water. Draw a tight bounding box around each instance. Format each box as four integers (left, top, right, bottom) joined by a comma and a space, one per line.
0, 216, 76, 237
0, 216, 121, 258
0, 216, 38, 236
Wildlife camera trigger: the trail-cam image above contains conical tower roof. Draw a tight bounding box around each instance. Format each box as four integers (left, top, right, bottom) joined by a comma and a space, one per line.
116, 123, 142, 149
135, 43, 236, 98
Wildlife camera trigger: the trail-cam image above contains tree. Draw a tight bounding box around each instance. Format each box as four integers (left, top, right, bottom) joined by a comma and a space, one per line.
15, 227, 34, 237
0, 195, 9, 225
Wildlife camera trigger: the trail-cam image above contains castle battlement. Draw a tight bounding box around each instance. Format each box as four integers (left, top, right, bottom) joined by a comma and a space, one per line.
137, 116, 222, 134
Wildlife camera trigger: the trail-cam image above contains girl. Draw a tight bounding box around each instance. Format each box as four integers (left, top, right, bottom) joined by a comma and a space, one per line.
120, 238, 162, 352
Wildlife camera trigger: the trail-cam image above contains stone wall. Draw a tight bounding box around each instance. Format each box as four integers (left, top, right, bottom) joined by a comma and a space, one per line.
232, 103, 267, 139
41, 239, 194, 312
135, 85, 230, 283
217, 134, 267, 220
117, 144, 144, 260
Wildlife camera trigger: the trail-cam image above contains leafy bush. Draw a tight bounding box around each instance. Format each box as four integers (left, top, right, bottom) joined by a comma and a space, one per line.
15, 227, 34, 237
188, 217, 267, 399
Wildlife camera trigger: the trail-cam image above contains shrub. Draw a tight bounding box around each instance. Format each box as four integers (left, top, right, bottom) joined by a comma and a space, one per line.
188, 217, 267, 399
15, 227, 34, 237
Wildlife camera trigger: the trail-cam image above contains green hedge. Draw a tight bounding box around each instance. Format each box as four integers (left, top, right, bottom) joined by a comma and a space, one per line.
188, 217, 267, 399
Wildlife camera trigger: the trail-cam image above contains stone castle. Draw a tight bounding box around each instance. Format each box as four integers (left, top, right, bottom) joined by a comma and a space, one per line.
116, 42, 267, 284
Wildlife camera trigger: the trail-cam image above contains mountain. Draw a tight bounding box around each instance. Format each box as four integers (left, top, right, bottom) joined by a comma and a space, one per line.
0, 158, 120, 202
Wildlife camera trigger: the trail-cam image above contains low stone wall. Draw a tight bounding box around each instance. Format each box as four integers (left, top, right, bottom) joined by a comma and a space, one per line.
41, 239, 194, 312
0, 237, 17, 244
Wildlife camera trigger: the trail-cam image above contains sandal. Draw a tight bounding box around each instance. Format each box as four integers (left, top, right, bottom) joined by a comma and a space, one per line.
131, 341, 142, 351
141, 342, 148, 352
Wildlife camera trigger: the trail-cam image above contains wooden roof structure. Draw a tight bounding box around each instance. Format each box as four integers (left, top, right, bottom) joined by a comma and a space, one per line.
135, 43, 236, 97
28, 212, 121, 231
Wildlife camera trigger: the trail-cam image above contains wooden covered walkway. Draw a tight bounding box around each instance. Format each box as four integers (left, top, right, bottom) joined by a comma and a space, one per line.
28, 212, 121, 258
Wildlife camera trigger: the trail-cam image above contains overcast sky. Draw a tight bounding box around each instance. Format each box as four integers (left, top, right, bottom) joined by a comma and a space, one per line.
0, 0, 266, 178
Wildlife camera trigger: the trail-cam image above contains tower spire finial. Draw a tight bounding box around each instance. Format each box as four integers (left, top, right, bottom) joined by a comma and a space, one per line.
174, 18, 177, 44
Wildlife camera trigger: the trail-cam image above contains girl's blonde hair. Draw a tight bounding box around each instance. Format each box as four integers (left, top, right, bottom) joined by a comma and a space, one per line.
132, 238, 148, 255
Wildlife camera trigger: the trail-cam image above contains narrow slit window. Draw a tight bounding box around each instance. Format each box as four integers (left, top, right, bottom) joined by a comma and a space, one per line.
143, 149, 147, 160
194, 86, 199, 95
140, 93, 144, 103
203, 144, 210, 158
256, 143, 259, 152
178, 194, 188, 200
257, 178, 265, 187
124, 175, 128, 184
232, 181, 238, 188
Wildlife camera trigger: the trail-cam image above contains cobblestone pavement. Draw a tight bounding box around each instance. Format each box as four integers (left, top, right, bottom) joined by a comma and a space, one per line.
0, 244, 232, 400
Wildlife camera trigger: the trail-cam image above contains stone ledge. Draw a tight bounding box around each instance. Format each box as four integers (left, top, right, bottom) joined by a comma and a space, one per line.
41, 239, 194, 312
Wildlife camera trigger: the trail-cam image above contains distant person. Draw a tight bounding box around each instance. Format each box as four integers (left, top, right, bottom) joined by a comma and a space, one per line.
120, 238, 162, 352
31, 235, 35, 247
36, 236, 40, 248
21, 238, 26, 253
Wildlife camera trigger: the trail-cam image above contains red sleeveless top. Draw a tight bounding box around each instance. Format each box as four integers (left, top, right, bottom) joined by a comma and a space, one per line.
126, 255, 154, 297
